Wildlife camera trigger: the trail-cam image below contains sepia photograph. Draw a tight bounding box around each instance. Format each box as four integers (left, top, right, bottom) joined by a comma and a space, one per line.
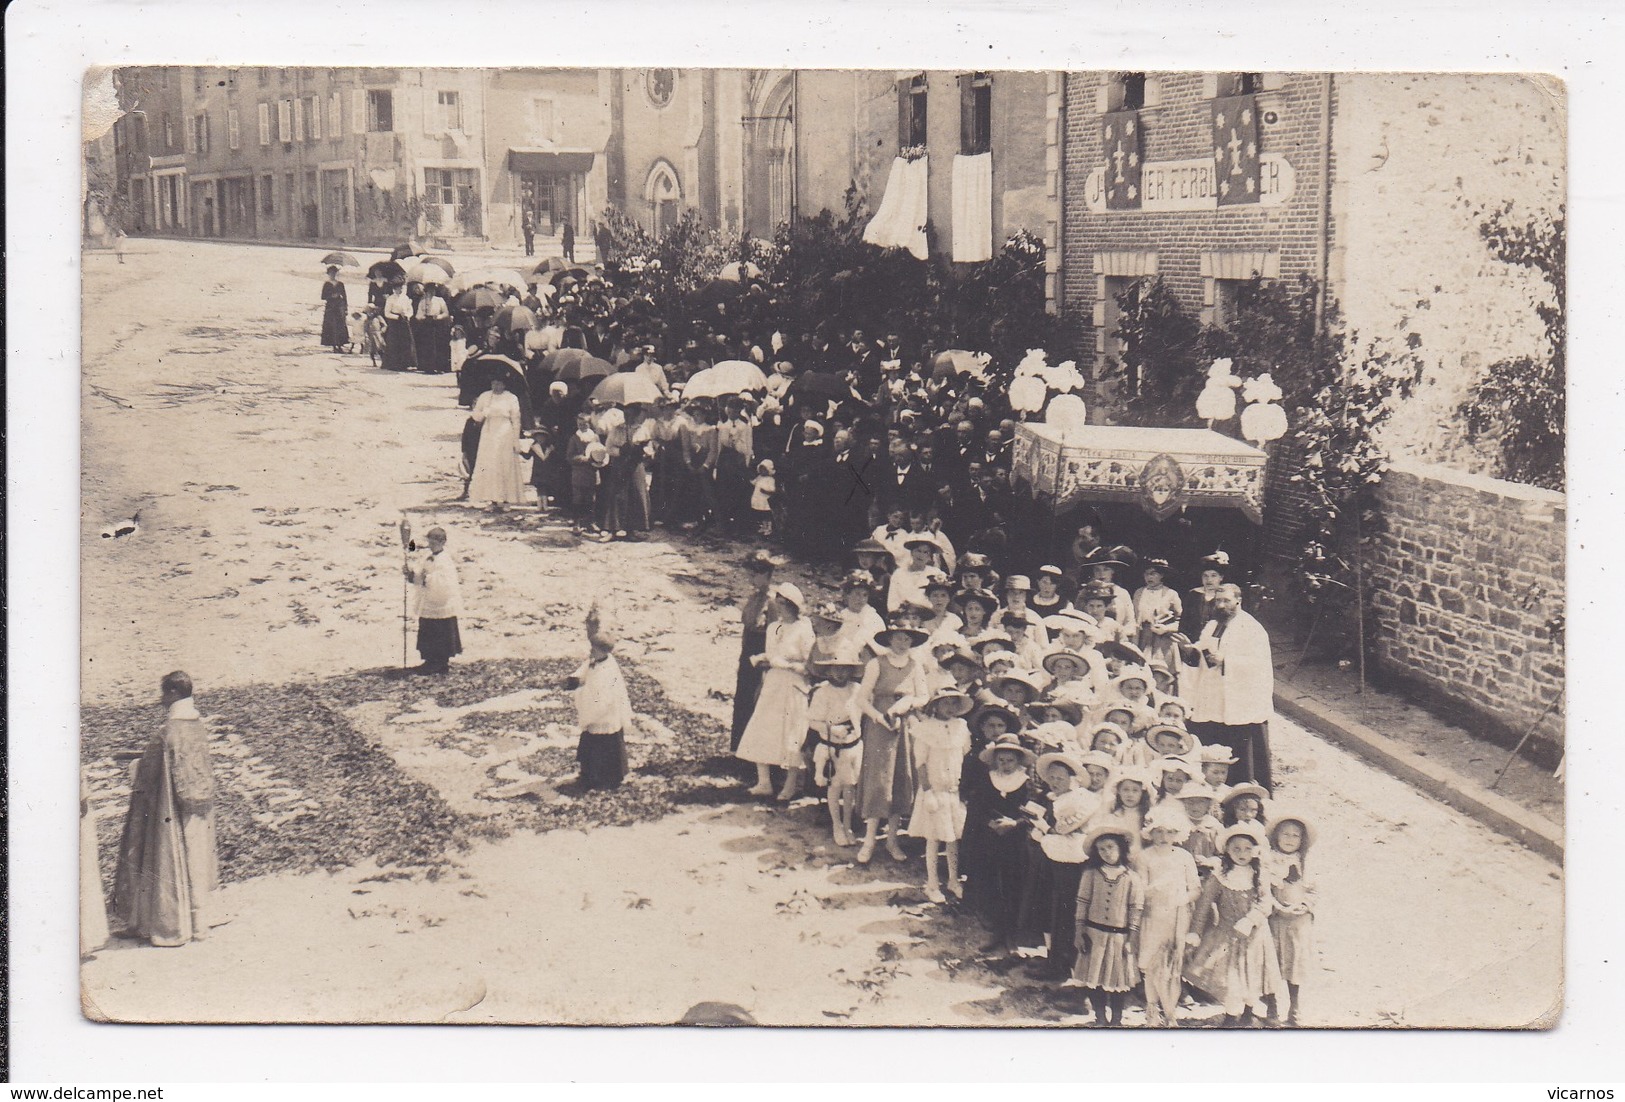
74, 61, 1566, 1032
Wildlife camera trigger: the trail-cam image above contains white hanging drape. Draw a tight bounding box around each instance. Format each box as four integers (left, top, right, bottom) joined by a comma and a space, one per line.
951, 153, 994, 263
862, 156, 930, 260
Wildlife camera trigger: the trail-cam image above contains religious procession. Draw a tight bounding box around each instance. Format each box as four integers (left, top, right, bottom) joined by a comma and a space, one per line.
78, 66, 1563, 1034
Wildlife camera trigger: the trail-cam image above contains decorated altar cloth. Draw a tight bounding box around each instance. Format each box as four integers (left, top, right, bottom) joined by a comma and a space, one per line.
1011, 423, 1268, 524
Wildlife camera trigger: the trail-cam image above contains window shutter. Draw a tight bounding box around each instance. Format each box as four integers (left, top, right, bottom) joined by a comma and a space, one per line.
330, 91, 341, 138
258, 102, 270, 146
352, 88, 366, 134
308, 96, 321, 141
228, 107, 240, 150
294, 97, 305, 142
185, 115, 196, 153
278, 99, 292, 142
959, 74, 974, 155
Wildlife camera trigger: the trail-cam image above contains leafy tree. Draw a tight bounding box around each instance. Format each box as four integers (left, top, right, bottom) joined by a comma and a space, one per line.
1457, 203, 1565, 491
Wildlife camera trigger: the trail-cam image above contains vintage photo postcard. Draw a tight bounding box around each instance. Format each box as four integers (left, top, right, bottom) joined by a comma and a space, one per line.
79, 65, 1563, 1028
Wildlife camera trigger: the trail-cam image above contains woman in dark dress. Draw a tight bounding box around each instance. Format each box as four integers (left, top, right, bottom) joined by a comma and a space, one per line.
382, 280, 416, 371
415, 283, 453, 374
961, 729, 1043, 954
730, 553, 778, 753
320, 267, 349, 351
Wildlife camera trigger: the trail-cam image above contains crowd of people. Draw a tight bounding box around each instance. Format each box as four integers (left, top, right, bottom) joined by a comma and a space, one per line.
726, 534, 1304, 1027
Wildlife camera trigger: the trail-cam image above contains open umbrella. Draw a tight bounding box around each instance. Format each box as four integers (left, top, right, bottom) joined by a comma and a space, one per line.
390, 243, 427, 260
457, 353, 531, 416
590, 372, 663, 406
401, 257, 454, 285
686, 278, 744, 312
321, 251, 360, 268
718, 260, 762, 282
684, 360, 769, 399
554, 354, 614, 382
466, 269, 532, 291
494, 304, 537, 332
455, 287, 502, 313
368, 259, 405, 282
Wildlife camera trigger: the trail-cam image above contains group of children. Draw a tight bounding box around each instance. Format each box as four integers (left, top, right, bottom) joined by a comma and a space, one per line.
732, 535, 1316, 1027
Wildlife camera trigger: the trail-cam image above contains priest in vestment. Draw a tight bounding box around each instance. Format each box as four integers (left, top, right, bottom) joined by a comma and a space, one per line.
111, 671, 222, 947
1178, 584, 1275, 791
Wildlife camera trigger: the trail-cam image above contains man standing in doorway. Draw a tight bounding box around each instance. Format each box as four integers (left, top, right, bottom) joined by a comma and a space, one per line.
522, 210, 536, 257
561, 218, 576, 263
1177, 583, 1275, 790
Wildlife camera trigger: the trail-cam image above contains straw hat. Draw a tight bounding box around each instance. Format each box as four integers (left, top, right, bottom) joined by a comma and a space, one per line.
1004, 574, 1033, 592
1199, 743, 1239, 765
978, 732, 1036, 767
1175, 782, 1220, 806
812, 654, 867, 675
956, 589, 1001, 618
969, 630, 1014, 655
873, 620, 929, 649
1144, 724, 1199, 757
810, 601, 846, 627
1030, 721, 1079, 751
1043, 609, 1097, 637
993, 670, 1048, 698
1267, 808, 1316, 848
939, 647, 985, 673
852, 537, 892, 557
1032, 697, 1084, 725
1079, 822, 1135, 857
841, 569, 876, 591
1221, 782, 1271, 808
1218, 822, 1269, 851
968, 703, 1022, 738
1079, 749, 1118, 773
924, 688, 974, 718
1036, 750, 1085, 777
1154, 755, 1201, 780
1042, 648, 1097, 678
1085, 720, 1130, 747
1111, 765, 1155, 792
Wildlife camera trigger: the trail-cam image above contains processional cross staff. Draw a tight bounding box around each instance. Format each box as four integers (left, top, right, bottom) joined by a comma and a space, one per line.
398, 514, 414, 672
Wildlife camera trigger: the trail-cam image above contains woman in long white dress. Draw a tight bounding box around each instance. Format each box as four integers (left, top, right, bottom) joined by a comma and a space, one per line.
736, 583, 816, 800
468, 377, 526, 508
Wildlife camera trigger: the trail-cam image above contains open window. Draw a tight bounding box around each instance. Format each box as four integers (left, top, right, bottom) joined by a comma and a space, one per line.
959, 72, 992, 155
898, 73, 928, 150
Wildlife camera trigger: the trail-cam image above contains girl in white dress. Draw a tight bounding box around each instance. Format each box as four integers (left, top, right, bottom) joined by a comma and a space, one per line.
467, 378, 526, 507
1265, 810, 1317, 1025
909, 688, 974, 903
736, 584, 816, 800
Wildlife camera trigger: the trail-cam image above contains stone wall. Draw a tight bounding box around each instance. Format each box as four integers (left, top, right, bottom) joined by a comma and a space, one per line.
1365, 460, 1565, 744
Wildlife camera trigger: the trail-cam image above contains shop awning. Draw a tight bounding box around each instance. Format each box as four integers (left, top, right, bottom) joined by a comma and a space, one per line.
506, 149, 595, 174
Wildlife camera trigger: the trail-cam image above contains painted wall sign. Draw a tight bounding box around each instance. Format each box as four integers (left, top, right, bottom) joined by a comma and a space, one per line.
1086, 153, 1295, 212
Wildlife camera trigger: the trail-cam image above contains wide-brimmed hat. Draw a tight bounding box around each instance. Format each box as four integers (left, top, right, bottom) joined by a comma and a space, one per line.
1199, 743, 1239, 765
1175, 782, 1220, 806
1085, 720, 1130, 747
1267, 808, 1316, 848
1037, 564, 1065, 580
969, 630, 1014, 654
1044, 609, 1097, 637
812, 653, 867, 675
1218, 822, 1269, 851
960, 552, 993, 572
978, 732, 1036, 767
1079, 822, 1135, 858
999, 608, 1041, 630
968, 703, 1022, 737
1144, 724, 1198, 757
852, 537, 893, 558
1004, 574, 1033, 592
1100, 640, 1150, 667
1079, 749, 1117, 773
743, 549, 786, 573
903, 536, 940, 553
1042, 648, 1097, 678
924, 688, 974, 718
769, 582, 806, 612
993, 670, 1047, 698
1110, 669, 1154, 694
810, 601, 846, 626
1154, 755, 1201, 780
1036, 750, 1085, 778
1221, 782, 1271, 807
1030, 697, 1084, 725
979, 649, 1018, 670
956, 589, 1001, 618
873, 621, 929, 649
939, 647, 985, 673
1111, 765, 1155, 791
923, 573, 955, 595
930, 632, 969, 655
1201, 550, 1232, 572
1084, 545, 1136, 572
1142, 802, 1193, 841
841, 569, 876, 591
1079, 581, 1117, 604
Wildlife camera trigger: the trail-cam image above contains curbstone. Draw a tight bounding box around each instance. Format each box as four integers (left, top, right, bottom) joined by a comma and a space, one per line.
1274, 687, 1563, 865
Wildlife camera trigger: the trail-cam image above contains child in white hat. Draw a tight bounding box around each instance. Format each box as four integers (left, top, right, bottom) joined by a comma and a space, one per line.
808, 653, 867, 846
1138, 802, 1200, 1027
1265, 811, 1317, 1025
909, 688, 975, 903
1184, 822, 1287, 1026
750, 459, 776, 537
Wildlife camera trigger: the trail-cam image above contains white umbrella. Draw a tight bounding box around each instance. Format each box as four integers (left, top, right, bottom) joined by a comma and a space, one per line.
683, 360, 770, 399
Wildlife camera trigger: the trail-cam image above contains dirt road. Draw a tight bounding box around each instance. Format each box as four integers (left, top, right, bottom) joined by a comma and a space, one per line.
79, 238, 1562, 1028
